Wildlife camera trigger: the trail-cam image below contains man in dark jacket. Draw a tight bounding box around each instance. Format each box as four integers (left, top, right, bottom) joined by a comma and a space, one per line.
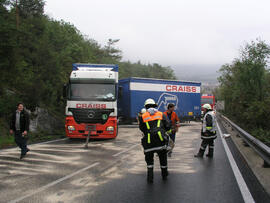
10, 103, 30, 159
139, 98, 171, 183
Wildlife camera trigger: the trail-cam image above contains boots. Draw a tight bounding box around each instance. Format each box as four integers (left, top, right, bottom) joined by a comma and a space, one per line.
161, 168, 169, 180
194, 149, 204, 158
147, 168, 153, 183
206, 148, 214, 158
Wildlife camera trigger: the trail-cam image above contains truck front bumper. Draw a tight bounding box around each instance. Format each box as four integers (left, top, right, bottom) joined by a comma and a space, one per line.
65, 116, 117, 139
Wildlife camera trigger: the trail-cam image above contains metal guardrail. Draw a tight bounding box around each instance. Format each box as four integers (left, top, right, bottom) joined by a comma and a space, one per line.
219, 114, 270, 167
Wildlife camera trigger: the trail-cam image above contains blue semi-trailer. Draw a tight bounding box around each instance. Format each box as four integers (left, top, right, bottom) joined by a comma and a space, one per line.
118, 77, 201, 123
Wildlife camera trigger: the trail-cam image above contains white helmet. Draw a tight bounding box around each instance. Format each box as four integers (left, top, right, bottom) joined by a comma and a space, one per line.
141, 108, 146, 114
202, 103, 212, 110
144, 98, 157, 107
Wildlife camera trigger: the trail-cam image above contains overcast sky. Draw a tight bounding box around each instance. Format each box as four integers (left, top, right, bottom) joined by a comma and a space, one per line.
44, 0, 270, 73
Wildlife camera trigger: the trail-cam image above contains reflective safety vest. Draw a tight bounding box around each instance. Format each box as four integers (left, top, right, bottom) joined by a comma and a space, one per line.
141, 111, 167, 152
202, 111, 217, 139
164, 111, 180, 133
163, 111, 180, 126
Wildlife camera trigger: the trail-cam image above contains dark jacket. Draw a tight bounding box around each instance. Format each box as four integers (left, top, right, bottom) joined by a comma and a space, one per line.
139, 110, 171, 152
10, 110, 30, 132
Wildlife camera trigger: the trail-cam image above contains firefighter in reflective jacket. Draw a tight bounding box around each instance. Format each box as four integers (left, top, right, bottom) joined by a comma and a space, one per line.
139, 98, 171, 183
194, 103, 217, 158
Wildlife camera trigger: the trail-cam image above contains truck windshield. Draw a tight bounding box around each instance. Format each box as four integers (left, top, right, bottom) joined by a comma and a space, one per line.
201, 98, 214, 104
69, 83, 116, 101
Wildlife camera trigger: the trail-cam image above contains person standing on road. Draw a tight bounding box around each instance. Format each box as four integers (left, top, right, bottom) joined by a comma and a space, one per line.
194, 103, 217, 158
163, 103, 180, 157
139, 98, 171, 183
10, 103, 30, 159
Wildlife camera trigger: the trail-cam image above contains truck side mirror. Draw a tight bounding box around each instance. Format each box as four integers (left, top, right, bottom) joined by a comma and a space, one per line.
63, 84, 67, 99
118, 86, 123, 99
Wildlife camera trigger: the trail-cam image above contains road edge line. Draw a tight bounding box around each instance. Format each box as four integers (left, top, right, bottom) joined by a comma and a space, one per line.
217, 122, 255, 203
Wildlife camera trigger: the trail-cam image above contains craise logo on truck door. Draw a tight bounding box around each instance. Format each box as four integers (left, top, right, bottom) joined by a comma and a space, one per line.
157, 93, 178, 111
76, 104, 106, 109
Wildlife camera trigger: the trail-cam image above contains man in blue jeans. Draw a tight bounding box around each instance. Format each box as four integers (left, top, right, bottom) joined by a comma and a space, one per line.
10, 103, 30, 159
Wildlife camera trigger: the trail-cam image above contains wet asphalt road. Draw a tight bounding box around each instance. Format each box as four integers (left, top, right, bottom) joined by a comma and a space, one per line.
0, 122, 264, 203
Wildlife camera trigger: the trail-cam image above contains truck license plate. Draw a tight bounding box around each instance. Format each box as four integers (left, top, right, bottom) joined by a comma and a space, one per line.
85, 125, 96, 131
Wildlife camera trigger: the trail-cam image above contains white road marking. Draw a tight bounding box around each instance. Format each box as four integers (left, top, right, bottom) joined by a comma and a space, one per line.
113, 144, 140, 157
0, 138, 68, 152
0, 159, 43, 167
31, 138, 68, 146
26, 148, 89, 153
8, 162, 100, 203
217, 122, 255, 203
0, 155, 71, 164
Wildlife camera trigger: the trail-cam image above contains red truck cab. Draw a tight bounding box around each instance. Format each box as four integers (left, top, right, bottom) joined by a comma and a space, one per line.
64, 64, 118, 139
201, 94, 215, 114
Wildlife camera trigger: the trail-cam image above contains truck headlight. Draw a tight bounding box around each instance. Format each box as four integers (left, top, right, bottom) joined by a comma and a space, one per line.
67, 126, 76, 131
106, 126, 114, 131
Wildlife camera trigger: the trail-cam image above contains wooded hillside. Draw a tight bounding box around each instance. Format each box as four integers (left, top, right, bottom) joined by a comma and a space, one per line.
0, 0, 176, 119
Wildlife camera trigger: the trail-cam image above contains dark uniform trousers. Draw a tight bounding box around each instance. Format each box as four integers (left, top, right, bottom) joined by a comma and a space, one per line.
15, 131, 28, 155
145, 149, 167, 168
200, 138, 214, 156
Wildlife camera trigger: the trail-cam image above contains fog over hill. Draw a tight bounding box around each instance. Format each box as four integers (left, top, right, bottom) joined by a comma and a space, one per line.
172, 64, 221, 85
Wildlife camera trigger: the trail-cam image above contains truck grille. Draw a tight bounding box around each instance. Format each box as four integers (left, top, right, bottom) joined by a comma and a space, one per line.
68, 108, 114, 124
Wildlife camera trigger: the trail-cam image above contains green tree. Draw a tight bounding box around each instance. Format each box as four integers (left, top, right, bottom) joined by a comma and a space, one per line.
0, 0, 177, 139
18, 0, 45, 17
218, 39, 270, 142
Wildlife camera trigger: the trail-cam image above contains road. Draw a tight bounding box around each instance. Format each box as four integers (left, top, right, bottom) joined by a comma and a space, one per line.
0, 122, 268, 203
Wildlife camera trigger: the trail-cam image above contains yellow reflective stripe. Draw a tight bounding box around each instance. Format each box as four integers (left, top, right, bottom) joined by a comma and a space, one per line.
206, 127, 213, 130
157, 120, 161, 128
147, 133, 151, 143
146, 122, 150, 130
158, 131, 163, 141
166, 129, 172, 134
